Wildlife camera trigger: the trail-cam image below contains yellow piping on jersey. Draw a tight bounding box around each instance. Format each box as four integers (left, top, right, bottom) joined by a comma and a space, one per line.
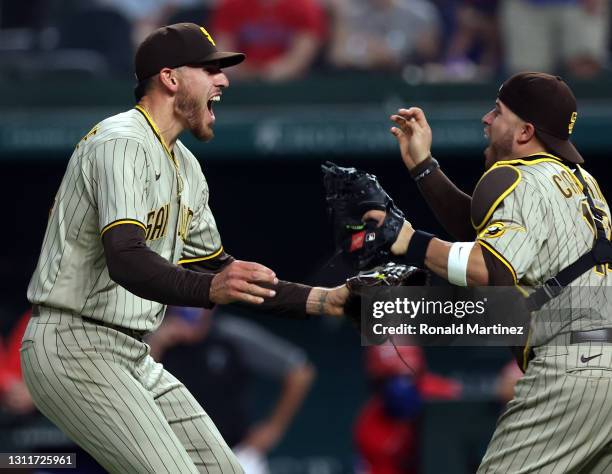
523, 152, 561, 161
135, 105, 184, 195
477, 240, 518, 284
178, 247, 224, 265
514, 283, 529, 298
494, 156, 583, 192
101, 219, 147, 236
513, 282, 531, 372
478, 222, 526, 240
134, 105, 179, 168
522, 327, 532, 372
472, 165, 522, 231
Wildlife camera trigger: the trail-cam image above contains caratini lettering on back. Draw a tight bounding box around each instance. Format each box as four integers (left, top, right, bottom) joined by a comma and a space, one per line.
550, 168, 612, 276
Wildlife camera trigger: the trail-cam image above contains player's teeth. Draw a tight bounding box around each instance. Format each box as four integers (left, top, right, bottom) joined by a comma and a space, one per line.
211, 96, 221, 102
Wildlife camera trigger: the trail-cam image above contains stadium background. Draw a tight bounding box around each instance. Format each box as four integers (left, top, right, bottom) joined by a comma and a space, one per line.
1, 1, 611, 473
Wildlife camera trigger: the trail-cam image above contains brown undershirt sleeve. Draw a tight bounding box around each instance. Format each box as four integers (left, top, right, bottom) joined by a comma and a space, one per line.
183, 254, 313, 319
480, 244, 515, 286
410, 157, 475, 241
104, 224, 315, 317
102, 224, 216, 308
183, 251, 235, 273
240, 280, 312, 319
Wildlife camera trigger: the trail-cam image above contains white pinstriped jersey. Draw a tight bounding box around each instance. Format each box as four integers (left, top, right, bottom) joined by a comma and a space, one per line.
27, 107, 223, 331
476, 154, 612, 346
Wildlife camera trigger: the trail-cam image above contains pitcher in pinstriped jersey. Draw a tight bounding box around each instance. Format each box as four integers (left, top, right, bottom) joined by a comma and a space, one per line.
22, 23, 349, 474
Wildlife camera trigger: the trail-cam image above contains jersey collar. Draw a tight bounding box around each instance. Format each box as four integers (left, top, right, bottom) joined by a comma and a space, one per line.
134, 105, 178, 168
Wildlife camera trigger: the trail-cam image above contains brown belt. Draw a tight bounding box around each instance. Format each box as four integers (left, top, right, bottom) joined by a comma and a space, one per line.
31, 305, 146, 341
570, 328, 612, 344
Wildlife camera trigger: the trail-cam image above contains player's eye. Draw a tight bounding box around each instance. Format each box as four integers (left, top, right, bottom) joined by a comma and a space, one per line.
203, 64, 222, 75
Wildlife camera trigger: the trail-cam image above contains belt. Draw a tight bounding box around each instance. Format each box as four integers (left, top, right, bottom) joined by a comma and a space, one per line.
31, 306, 146, 341
81, 316, 147, 341
570, 328, 612, 344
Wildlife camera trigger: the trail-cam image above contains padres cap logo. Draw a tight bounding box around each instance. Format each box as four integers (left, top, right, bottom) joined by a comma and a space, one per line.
200, 27, 216, 46
568, 112, 577, 135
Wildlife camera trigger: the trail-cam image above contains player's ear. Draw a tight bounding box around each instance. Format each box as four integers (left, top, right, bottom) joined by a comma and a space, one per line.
517, 122, 536, 145
159, 68, 179, 94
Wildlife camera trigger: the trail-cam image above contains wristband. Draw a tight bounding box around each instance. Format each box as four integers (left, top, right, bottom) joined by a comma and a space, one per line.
412, 156, 439, 183
447, 242, 475, 286
403, 230, 435, 268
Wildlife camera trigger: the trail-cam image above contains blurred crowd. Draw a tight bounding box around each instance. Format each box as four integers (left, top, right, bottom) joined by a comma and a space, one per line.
0, 0, 609, 83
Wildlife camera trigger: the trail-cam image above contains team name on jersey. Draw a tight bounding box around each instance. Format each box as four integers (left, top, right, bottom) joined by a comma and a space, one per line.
178, 204, 194, 242
145, 204, 169, 241
144, 203, 194, 241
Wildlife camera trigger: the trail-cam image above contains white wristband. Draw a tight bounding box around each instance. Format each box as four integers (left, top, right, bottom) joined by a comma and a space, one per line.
447, 242, 475, 286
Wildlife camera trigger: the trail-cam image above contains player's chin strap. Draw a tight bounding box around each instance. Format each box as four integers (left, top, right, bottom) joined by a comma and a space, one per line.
526, 166, 612, 312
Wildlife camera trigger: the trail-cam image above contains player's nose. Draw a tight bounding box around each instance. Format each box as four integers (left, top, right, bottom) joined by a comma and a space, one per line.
215, 71, 229, 89
482, 109, 494, 125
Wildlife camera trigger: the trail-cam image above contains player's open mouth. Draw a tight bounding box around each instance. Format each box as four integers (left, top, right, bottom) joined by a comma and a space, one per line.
207, 95, 221, 120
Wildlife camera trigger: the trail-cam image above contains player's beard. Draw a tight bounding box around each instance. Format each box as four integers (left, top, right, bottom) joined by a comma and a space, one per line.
484, 128, 513, 169
176, 87, 214, 142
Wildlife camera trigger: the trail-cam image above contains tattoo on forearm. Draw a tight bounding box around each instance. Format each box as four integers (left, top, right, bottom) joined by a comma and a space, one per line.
318, 291, 327, 315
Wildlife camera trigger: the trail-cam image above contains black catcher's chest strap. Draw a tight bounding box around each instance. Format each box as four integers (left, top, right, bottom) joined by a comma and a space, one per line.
526, 166, 612, 311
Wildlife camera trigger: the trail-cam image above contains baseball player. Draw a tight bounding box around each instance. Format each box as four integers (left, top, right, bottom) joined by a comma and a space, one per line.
22, 23, 348, 474
378, 73, 612, 472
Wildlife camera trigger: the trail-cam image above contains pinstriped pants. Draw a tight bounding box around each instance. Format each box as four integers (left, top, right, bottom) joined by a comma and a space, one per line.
20, 307, 244, 474
478, 344, 612, 474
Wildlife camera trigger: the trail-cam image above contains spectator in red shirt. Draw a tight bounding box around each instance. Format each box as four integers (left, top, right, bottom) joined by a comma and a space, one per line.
354, 344, 461, 474
0, 310, 35, 415
211, 0, 327, 81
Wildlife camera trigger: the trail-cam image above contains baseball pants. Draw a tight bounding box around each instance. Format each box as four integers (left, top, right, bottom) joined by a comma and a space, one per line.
20, 306, 244, 474
478, 343, 612, 473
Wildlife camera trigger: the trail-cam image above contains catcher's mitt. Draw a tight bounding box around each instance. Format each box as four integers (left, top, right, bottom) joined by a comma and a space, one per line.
345, 263, 428, 344
322, 161, 405, 270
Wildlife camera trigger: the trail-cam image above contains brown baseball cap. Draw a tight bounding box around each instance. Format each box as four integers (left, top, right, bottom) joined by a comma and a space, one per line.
498, 72, 583, 164
134, 23, 245, 81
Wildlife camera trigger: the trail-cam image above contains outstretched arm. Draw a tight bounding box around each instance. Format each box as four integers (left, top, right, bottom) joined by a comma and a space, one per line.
183, 250, 348, 318
422, 237, 489, 285
103, 224, 278, 308
392, 223, 490, 286
390, 107, 474, 241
